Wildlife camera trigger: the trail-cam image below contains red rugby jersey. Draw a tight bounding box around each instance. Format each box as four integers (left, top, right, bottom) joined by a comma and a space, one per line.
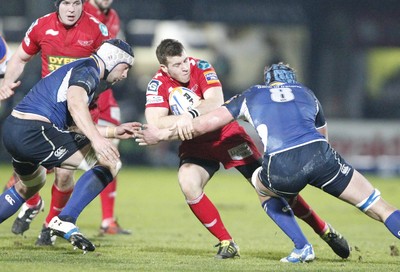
22, 11, 110, 77
145, 57, 245, 143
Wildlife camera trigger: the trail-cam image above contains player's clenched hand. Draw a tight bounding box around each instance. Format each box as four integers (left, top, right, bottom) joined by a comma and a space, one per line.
0, 80, 21, 101
115, 122, 142, 139
176, 113, 194, 141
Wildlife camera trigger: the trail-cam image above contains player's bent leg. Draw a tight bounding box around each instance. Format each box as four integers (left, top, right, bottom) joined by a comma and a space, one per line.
11, 167, 47, 234
251, 167, 315, 262
338, 170, 400, 240
338, 170, 396, 221
0, 167, 45, 225
36, 168, 75, 246
179, 163, 238, 259
48, 165, 114, 252
44, 147, 113, 251
289, 195, 350, 259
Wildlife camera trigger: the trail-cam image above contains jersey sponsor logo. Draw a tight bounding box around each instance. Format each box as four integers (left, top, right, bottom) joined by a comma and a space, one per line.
5, 194, 15, 205
45, 29, 59, 36
228, 143, 253, 160
146, 95, 164, 105
54, 146, 68, 159
204, 71, 219, 84
99, 23, 109, 36
197, 60, 211, 70
78, 40, 94, 47
47, 56, 78, 72
147, 79, 162, 94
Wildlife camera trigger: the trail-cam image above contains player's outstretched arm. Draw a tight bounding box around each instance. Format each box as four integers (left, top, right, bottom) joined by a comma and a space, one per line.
136, 106, 234, 145
98, 122, 142, 140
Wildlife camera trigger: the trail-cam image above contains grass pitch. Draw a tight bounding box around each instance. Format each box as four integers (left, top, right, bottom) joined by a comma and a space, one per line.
0, 165, 399, 271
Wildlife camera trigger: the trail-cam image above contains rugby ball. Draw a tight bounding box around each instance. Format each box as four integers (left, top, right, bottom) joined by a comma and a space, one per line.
169, 87, 200, 115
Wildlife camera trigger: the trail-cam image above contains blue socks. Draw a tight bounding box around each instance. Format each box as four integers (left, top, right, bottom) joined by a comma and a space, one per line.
262, 197, 309, 249
58, 166, 113, 224
384, 210, 400, 239
0, 187, 25, 223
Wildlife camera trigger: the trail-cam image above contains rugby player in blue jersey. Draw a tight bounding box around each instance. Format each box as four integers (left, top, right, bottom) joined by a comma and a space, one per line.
0, 39, 139, 253
137, 63, 400, 263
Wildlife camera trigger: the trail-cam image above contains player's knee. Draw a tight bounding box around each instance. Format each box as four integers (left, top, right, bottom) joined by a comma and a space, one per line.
101, 159, 122, 178
356, 188, 381, 212
54, 168, 74, 188
251, 167, 269, 197
113, 160, 122, 176
20, 167, 46, 188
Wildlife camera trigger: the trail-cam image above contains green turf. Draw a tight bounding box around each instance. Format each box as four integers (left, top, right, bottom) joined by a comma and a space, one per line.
0, 165, 399, 271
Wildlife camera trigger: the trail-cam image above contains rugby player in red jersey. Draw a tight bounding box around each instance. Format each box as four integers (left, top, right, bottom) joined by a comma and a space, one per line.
144, 39, 350, 259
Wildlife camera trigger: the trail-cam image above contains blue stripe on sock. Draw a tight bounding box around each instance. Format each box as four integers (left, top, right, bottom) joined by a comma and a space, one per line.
64, 227, 79, 239
384, 210, 400, 239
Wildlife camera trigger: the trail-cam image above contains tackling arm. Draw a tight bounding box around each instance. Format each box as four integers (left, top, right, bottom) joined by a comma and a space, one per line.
67, 86, 104, 142
137, 106, 234, 145
67, 85, 121, 163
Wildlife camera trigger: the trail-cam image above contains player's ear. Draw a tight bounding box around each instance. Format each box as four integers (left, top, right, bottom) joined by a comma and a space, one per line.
160, 64, 168, 74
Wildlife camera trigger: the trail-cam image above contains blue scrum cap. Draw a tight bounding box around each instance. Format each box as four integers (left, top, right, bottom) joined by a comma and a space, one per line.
264, 62, 297, 85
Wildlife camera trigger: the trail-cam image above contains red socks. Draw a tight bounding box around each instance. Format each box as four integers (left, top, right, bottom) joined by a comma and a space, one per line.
100, 178, 117, 221
25, 193, 41, 207
44, 184, 73, 225
289, 194, 327, 234
188, 193, 231, 241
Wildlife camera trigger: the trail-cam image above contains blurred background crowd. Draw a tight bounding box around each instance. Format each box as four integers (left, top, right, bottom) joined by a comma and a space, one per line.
1, 0, 399, 175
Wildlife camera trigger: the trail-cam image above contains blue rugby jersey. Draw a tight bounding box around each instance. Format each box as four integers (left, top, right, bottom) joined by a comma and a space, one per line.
14, 56, 101, 130
224, 83, 327, 155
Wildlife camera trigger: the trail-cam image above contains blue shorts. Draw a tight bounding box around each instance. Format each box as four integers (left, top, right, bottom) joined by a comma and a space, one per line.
2, 116, 90, 175
259, 141, 353, 198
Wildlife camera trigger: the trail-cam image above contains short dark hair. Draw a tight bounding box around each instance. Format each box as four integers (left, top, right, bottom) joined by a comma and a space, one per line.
156, 39, 185, 65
